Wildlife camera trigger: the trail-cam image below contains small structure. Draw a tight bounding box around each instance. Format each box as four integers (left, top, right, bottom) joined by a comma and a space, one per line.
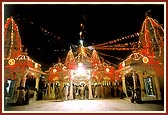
46, 41, 116, 100
4, 17, 46, 105
117, 14, 164, 102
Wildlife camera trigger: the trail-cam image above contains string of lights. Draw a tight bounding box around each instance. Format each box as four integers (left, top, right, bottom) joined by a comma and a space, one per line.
4, 17, 22, 60
14, 15, 141, 53
16, 14, 61, 42
95, 47, 138, 51
94, 41, 140, 48
97, 52, 124, 61
100, 56, 117, 67
93, 32, 139, 47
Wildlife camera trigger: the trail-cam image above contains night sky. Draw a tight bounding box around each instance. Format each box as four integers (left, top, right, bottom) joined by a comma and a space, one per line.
4, 3, 164, 71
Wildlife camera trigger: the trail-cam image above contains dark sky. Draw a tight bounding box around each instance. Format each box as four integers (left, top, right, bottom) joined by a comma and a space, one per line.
4, 3, 164, 71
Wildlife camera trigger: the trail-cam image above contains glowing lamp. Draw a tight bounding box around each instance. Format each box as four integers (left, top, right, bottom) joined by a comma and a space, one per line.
53, 69, 57, 73
77, 67, 84, 75
35, 63, 38, 69
80, 32, 82, 35
142, 57, 149, 63
8, 58, 15, 65
106, 68, 110, 72
80, 39, 83, 46
62, 66, 67, 71
80, 23, 83, 27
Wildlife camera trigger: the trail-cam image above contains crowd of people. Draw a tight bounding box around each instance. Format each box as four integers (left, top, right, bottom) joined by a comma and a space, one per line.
52, 83, 126, 101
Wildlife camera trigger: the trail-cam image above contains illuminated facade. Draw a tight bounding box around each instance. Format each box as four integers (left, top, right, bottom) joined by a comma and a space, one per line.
46, 44, 116, 99
4, 17, 46, 105
117, 15, 164, 102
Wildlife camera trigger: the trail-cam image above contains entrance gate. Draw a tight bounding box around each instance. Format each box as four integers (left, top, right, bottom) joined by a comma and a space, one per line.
68, 69, 93, 99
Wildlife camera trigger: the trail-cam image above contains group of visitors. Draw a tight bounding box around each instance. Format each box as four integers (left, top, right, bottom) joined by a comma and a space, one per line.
53, 83, 126, 101
92, 84, 125, 99
72, 83, 89, 100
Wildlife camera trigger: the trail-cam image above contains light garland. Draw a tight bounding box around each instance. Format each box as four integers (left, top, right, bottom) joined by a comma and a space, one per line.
139, 16, 164, 57
4, 17, 14, 60
102, 57, 117, 67
94, 41, 139, 49
8, 58, 15, 65
93, 32, 139, 47
97, 52, 124, 61
4, 17, 21, 60
142, 57, 149, 63
16, 15, 61, 41
95, 47, 138, 51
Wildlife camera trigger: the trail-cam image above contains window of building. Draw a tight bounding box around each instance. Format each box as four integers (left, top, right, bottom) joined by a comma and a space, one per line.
144, 77, 155, 96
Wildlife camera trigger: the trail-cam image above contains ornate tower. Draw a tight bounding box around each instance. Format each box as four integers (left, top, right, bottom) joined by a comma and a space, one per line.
91, 49, 101, 66
65, 48, 75, 68
4, 17, 23, 64
138, 14, 164, 62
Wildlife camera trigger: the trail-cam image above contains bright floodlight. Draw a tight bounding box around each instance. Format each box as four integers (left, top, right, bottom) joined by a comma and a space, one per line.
80, 39, 83, 46
77, 67, 84, 75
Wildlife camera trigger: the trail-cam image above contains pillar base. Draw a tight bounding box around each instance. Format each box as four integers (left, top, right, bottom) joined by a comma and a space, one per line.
68, 95, 73, 100
89, 95, 93, 100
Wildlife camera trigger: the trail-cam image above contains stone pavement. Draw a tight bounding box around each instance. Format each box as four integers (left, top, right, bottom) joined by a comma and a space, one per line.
3, 98, 165, 113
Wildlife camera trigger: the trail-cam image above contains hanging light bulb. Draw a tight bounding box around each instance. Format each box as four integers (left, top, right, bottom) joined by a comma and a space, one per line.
80, 39, 83, 46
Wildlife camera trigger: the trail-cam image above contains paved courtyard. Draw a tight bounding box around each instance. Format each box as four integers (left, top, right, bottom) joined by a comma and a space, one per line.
3, 98, 165, 113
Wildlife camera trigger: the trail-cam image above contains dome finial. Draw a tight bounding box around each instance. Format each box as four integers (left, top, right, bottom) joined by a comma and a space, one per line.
145, 10, 152, 17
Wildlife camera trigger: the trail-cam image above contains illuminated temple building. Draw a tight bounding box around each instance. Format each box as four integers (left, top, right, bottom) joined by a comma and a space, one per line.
46, 42, 116, 99
4, 13, 164, 104
117, 15, 164, 102
4, 17, 46, 104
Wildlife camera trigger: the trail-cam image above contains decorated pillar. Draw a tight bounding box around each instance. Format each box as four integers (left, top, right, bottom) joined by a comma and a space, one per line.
59, 73, 64, 99
100, 81, 104, 98
100, 72, 104, 98
69, 79, 73, 99
122, 74, 128, 97
33, 76, 39, 100
17, 73, 27, 104
50, 82, 55, 98
88, 80, 93, 99
21, 74, 27, 88
47, 82, 50, 97
132, 71, 137, 91
59, 81, 64, 99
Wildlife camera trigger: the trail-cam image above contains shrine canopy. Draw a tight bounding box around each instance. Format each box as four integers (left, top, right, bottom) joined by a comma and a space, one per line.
117, 14, 164, 77
47, 44, 116, 82
4, 17, 45, 81
138, 15, 164, 67
66, 46, 116, 81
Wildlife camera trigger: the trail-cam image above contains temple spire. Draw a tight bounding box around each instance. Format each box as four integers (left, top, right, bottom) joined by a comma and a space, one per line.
138, 11, 164, 58
4, 16, 22, 60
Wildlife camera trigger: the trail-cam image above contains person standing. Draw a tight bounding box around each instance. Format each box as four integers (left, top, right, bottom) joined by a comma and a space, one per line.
24, 89, 30, 105
73, 84, 77, 99
54, 85, 59, 100
118, 84, 124, 99
63, 85, 69, 101
84, 84, 89, 99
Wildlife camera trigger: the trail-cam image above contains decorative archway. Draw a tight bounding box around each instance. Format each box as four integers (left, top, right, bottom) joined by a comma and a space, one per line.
125, 72, 140, 97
